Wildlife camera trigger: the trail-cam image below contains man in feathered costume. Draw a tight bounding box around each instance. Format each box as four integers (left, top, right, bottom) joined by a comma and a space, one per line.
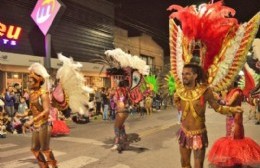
168, 1, 259, 167
101, 48, 149, 152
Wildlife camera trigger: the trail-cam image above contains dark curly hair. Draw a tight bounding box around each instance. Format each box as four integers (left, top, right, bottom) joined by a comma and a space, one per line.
184, 63, 206, 84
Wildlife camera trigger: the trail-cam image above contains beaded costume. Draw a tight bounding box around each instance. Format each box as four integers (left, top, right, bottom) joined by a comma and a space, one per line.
101, 48, 149, 152
168, 1, 260, 167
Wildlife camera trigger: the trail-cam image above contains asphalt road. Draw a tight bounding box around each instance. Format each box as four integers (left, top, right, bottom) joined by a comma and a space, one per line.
0, 103, 259, 168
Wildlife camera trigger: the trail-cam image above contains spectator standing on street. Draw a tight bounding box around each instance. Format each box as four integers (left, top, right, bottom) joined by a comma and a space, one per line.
16, 97, 29, 134
95, 88, 102, 115
102, 91, 109, 120
139, 99, 145, 117
4, 86, 16, 122
13, 83, 22, 111
23, 89, 30, 107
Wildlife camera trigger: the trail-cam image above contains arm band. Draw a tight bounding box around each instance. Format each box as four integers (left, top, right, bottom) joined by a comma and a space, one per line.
216, 106, 235, 115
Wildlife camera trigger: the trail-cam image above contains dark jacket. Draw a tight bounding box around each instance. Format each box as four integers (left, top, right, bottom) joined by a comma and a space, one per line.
4, 92, 15, 106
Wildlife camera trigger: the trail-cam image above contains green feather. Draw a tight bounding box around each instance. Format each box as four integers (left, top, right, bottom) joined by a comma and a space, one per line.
144, 75, 159, 94
165, 74, 176, 95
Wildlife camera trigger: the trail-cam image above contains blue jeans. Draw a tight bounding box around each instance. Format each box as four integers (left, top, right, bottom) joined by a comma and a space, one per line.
103, 105, 109, 120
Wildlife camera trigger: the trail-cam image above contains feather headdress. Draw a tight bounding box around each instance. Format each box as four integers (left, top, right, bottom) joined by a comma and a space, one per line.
28, 63, 50, 90
168, 1, 260, 91
102, 48, 150, 103
104, 48, 150, 75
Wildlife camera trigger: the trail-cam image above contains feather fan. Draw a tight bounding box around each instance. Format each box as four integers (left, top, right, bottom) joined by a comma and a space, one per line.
56, 53, 93, 115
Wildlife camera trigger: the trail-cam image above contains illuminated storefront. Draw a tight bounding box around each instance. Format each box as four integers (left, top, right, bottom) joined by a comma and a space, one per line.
0, 0, 114, 92
0, 52, 109, 92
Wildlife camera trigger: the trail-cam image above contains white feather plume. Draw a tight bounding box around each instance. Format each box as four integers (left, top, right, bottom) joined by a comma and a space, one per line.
28, 63, 50, 90
176, 26, 184, 83
57, 53, 93, 115
104, 48, 150, 75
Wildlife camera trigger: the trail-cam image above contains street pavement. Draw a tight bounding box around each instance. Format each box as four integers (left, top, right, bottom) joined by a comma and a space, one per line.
0, 103, 259, 168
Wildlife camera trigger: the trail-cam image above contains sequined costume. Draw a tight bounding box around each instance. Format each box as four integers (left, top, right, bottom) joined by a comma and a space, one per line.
49, 107, 70, 137
208, 89, 260, 167
101, 48, 150, 152
168, 1, 259, 167
29, 88, 57, 168
26, 65, 57, 168
112, 87, 129, 150
175, 84, 242, 150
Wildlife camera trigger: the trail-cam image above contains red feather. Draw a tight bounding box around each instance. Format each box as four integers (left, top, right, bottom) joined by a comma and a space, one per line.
168, 1, 239, 71
243, 67, 257, 97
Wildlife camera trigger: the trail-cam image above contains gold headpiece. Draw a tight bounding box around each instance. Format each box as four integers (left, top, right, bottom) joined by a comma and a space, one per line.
29, 72, 44, 82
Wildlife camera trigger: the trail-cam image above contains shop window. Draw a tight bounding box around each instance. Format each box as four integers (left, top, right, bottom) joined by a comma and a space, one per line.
6, 72, 28, 89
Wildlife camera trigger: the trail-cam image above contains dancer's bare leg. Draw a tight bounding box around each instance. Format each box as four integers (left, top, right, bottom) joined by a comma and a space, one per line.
193, 148, 205, 168
179, 145, 192, 168
111, 112, 128, 150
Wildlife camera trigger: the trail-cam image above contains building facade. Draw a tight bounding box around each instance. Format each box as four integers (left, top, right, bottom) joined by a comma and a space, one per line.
0, 0, 165, 92
114, 27, 164, 75
0, 0, 115, 91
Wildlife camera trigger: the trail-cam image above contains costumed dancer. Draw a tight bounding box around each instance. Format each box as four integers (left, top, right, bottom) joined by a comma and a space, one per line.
250, 84, 260, 125
237, 49, 260, 123
143, 75, 159, 115
25, 63, 57, 168
248, 39, 260, 124
208, 49, 260, 167
100, 48, 149, 152
49, 106, 70, 137
23, 54, 91, 167
168, 2, 259, 167
53, 54, 93, 124
208, 82, 260, 167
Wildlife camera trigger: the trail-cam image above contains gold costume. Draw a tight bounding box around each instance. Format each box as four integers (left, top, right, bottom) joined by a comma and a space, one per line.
30, 89, 49, 129
176, 84, 239, 150
30, 89, 57, 168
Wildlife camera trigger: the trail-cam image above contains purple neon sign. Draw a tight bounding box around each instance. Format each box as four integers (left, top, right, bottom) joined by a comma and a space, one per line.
0, 22, 22, 46
31, 0, 62, 35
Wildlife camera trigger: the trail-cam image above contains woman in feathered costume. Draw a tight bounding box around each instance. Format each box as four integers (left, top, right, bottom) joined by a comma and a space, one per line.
168, 1, 259, 167
208, 82, 260, 167
20, 53, 91, 167
24, 63, 58, 168
100, 48, 149, 152
208, 47, 260, 167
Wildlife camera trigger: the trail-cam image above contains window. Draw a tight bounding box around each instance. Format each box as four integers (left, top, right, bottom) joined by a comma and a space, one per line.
140, 54, 154, 66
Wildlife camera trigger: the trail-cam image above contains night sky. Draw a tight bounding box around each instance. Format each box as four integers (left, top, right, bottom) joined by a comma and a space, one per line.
109, 0, 260, 56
